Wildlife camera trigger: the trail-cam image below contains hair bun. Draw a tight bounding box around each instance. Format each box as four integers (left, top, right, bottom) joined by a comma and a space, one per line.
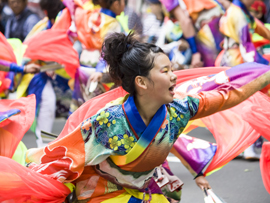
102, 32, 135, 83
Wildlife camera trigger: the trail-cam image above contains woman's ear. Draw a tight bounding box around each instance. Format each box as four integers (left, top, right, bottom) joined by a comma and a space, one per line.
134, 76, 147, 91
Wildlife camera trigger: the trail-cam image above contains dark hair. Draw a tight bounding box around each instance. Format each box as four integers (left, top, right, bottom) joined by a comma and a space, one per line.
92, 0, 120, 9
40, 0, 65, 21
102, 32, 164, 96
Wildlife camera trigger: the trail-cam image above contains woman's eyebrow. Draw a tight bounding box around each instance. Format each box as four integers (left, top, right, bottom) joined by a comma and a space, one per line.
160, 65, 171, 70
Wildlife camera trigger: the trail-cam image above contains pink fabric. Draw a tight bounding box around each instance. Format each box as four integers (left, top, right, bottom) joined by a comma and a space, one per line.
23, 29, 79, 78
0, 157, 70, 203
0, 95, 35, 158
260, 142, 270, 194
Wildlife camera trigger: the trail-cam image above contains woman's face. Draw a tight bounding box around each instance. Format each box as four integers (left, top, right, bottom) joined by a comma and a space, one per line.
144, 53, 177, 105
111, 0, 125, 15
242, 0, 256, 8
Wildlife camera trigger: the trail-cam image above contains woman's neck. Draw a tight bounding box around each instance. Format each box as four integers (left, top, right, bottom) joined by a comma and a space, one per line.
134, 94, 162, 126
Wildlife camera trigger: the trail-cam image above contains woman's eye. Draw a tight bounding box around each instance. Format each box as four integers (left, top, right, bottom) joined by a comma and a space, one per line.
162, 68, 169, 73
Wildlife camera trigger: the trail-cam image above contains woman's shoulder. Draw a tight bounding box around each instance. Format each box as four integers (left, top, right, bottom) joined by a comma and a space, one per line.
167, 97, 199, 117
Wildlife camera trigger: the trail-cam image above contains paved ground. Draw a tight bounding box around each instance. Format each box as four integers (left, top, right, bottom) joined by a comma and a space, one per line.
22, 118, 270, 203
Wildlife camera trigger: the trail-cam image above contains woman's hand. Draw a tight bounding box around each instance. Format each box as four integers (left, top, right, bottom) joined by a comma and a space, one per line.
190, 52, 203, 68
89, 72, 103, 82
23, 63, 40, 74
195, 175, 212, 190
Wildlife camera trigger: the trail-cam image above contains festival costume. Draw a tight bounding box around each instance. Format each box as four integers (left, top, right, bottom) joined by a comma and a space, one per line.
217, 0, 270, 66
1, 63, 270, 202
54, 2, 123, 113
159, 0, 224, 66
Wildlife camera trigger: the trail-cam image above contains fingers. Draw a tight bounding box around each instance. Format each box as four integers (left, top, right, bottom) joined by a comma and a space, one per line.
24, 64, 41, 73
198, 183, 211, 190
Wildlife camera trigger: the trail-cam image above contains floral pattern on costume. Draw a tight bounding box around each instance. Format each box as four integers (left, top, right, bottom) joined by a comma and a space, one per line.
96, 111, 110, 125
121, 133, 135, 153
109, 136, 122, 150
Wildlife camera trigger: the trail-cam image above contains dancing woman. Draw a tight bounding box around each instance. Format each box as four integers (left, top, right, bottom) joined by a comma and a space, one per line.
1, 32, 270, 202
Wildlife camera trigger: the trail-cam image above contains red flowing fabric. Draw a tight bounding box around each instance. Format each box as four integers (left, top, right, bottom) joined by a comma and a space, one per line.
23, 29, 79, 78
0, 32, 17, 63
52, 8, 71, 31
241, 94, 270, 141
260, 142, 270, 194
0, 32, 16, 93
58, 67, 228, 138
0, 95, 35, 158
203, 92, 270, 175
0, 73, 11, 93
0, 157, 70, 203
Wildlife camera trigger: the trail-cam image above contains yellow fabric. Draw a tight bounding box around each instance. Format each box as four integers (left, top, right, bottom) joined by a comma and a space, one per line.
101, 192, 131, 203
82, 1, 100, 10
7, 39, 27, 65
64, 183, 75, 193
16, 74, 34, 98
219, 4, 249, 43
101, 188, 169, 203
55, 69, 71, 79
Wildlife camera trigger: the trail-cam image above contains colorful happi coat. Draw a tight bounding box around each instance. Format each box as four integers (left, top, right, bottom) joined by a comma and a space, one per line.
159, 0, 224, 66
218, 0, 270, 66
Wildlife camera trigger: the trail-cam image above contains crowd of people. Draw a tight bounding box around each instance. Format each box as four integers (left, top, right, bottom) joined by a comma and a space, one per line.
0, 0, 270, 202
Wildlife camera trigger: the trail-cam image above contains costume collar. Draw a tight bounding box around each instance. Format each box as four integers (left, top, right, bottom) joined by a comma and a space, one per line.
100, 8, 116, 18
111, 96, 167, 166
47, 20, 53, 29
232, 0, 254, 23
123, 96, 146, 137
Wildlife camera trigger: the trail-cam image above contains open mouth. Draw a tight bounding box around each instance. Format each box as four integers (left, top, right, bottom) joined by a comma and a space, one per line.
169, 84, 176, 95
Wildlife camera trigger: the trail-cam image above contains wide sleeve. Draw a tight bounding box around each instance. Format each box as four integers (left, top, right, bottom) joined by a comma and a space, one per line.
174, 62, 270, 120
25, 112, 114, 183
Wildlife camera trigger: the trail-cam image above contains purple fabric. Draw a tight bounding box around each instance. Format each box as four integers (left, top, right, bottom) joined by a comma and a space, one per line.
139, 178, 163, 194
192, 62, 270, 92
0, 59, 11, 67
62, 0, 76, 17
196, 17, 223, 66
173, 136, 217, 174
207, 17, 223, 53
240, 25, 269, 65
159, 0, 179, 12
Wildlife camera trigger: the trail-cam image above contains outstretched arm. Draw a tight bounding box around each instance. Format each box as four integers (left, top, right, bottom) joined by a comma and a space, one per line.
175, 62, 270, 120
0, 59, 40, 73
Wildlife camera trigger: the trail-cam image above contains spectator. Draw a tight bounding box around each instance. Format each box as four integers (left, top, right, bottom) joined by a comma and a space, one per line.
0, 0, 13, 34
264, 0, 270, 23
0, 1, 5, 33
5, 0, 40, 42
